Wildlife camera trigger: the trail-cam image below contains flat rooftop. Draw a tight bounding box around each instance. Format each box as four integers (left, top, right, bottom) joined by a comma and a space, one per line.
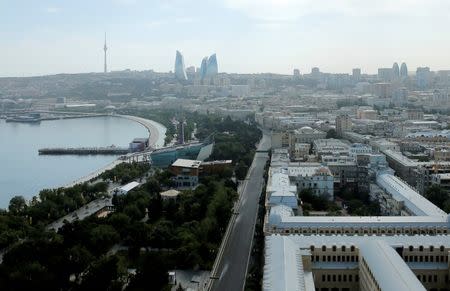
171, 159, 202, 168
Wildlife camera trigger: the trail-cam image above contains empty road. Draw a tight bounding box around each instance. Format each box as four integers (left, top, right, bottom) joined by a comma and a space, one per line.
210, 132, 270, 291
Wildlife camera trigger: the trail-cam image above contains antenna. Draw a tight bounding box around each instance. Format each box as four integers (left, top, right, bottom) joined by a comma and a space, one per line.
103, 32, 108, 73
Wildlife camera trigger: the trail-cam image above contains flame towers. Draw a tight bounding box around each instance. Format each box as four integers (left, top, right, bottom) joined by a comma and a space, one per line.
174, 51, 218, 81
206, 54, 218, 77
199, 53, 218, 80
174, 50, 188, 81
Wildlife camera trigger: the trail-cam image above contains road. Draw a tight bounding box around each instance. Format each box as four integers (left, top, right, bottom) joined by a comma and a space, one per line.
210, 132, 271, 291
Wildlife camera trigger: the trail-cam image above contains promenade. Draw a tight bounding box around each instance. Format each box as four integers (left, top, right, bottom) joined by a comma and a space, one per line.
61, 115, 166, 188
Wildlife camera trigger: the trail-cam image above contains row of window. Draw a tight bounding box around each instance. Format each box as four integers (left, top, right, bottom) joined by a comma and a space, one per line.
361, 258, 381, 291
419, 274, 449, 284
312, 255, 359, 263
320, 273, 359, 283
313, 245, 356, 252
417, 274, 439, 283
281, 228, 448, 235
408, 245, 446, 252
404, 255, 449, 263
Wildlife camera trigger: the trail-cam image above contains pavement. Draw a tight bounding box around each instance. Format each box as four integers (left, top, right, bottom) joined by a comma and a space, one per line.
46, 197, 113, 231
209, 132, 271, 291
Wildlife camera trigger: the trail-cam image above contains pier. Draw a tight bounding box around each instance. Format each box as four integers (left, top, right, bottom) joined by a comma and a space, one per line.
39, 146, 129, 155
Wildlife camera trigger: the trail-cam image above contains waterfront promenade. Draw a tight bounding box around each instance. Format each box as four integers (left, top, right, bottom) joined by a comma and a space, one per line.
61, 115, 166, 188
118, 115, 166, 149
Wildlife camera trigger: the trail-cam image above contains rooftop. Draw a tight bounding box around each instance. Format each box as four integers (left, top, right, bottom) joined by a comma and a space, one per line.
119, 181, 140, 192
359, 240, 426, 291
377, 173, 447, 217
171, 158, 202, 168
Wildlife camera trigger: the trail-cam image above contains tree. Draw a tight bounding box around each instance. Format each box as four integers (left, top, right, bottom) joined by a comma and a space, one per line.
76, 255, 124, 291
326, 129, 337, 139
89, 225, 120, 254
8, 196, 27, 215
126, 253, 169, 291
235, 161, 248, 180
425, 185, 449, 209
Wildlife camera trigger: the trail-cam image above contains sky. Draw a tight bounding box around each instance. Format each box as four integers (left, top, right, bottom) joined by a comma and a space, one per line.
1, 0, 450, 77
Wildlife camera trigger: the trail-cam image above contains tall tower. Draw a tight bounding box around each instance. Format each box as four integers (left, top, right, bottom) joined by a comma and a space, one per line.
103, 33, 108, 73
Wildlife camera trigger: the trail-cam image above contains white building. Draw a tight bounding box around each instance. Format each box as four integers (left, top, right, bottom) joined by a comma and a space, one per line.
288, 165, 334, 200
114, 181, 140, 195
313, 139, 350, 157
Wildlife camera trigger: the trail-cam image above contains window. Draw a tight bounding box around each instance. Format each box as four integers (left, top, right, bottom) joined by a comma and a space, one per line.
409, 246, 414, 252
430, 246, 434, 252
322, 245, 326, 251
341, 246, 346, 252
351, 245, 355, 252
419, 246, 424, 251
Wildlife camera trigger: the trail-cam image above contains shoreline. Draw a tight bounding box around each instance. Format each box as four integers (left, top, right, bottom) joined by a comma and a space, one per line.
60, 115, 167, 188
0, 115, 167, 207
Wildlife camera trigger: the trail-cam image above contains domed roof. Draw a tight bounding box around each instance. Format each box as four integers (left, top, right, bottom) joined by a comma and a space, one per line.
300, 126, 314, 133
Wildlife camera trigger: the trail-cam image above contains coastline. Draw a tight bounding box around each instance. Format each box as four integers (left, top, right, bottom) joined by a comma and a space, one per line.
60, 115, 167, 188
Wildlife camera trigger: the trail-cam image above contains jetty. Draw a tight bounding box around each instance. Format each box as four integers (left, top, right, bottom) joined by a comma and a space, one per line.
39, 146, 129, 155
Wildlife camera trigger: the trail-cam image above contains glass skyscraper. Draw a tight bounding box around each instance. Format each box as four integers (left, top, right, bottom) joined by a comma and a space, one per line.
174, 50, 188, 81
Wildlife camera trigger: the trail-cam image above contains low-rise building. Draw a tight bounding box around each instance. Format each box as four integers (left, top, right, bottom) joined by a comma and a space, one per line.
169, 159, 201, 189
313, 139, 350, 158
114, 181, 140, 195
292, 143, 310, 161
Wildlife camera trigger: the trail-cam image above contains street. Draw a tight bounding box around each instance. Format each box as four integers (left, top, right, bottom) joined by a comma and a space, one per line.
210, 132, 270, 291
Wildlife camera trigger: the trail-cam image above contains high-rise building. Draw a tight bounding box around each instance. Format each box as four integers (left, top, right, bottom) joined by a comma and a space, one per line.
199, 56, 208, 79
392, 62, 400, 78
378, 68, 394, 81
311, 67, 321, 80
400, 62, 408, 78
293, 69, 300, 78
336, 114, 352, 137
177, 121, 185, 144
352, 68, 361, 82
416, 67, 431, 90
174, 50, 188, 81
206, 53, 218, 77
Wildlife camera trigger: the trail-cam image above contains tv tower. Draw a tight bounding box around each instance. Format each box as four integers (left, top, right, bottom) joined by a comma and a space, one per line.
103, 32, 108, 73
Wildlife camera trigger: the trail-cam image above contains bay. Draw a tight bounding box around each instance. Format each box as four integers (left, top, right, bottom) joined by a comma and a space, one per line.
0, 116, 150, 208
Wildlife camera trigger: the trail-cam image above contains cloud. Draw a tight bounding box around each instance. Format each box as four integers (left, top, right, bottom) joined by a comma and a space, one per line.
224, 0, 450, 21
114, 0, 138, 5
143, 16, 196, 29
45, 7, 61, 14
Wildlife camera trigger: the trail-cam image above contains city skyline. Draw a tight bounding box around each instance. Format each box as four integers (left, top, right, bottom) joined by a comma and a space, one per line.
1, 0, 450, 77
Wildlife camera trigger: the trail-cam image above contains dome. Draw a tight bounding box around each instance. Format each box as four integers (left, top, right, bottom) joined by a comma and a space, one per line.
299, 126, 314, 133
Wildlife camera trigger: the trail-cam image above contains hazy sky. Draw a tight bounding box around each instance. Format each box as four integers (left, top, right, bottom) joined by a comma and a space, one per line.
1, 0, 450, 77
